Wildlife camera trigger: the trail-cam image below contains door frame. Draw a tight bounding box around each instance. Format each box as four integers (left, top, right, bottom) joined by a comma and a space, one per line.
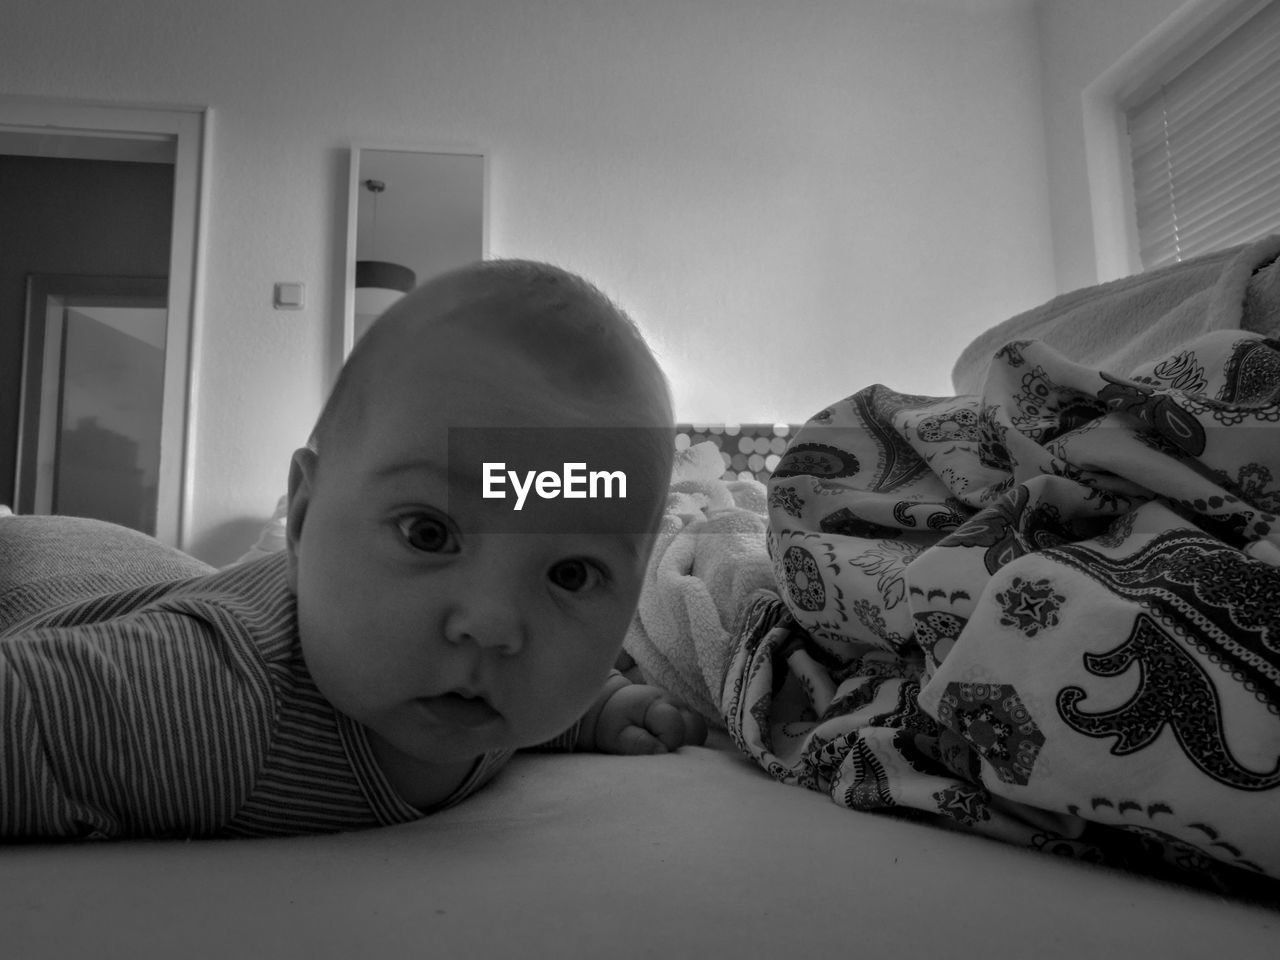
0, 96, 210, 548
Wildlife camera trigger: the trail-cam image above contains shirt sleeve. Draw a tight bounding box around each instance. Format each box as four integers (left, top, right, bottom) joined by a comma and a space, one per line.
0, 611, 273, 840
521, 720, 583, 753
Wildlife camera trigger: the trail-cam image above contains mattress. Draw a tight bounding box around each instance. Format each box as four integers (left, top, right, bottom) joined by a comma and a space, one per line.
1, 733, 1275, 958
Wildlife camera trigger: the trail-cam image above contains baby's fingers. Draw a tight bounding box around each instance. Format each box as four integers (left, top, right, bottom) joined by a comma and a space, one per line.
645, 699, 703, 751
615, 724, 669, 755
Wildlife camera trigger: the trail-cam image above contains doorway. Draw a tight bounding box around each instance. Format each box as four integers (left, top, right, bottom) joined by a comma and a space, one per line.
14, 276, 168, 534
0, 98, 207, 547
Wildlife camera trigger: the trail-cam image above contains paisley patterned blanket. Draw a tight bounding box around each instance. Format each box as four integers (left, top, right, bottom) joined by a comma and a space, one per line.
725, 330, 1280, 897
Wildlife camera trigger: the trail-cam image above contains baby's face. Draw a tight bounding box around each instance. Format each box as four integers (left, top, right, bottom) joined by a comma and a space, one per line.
287, 323, 664, 765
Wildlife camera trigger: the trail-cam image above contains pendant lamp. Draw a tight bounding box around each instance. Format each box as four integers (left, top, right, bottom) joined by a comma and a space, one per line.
354, 178, 416, 338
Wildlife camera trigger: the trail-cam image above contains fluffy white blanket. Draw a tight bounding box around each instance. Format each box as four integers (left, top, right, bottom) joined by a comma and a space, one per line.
951, 235, 1280, 394
621, 442, 777, 728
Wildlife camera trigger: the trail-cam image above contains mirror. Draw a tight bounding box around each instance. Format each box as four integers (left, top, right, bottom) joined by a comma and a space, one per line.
343, 146, 488, 355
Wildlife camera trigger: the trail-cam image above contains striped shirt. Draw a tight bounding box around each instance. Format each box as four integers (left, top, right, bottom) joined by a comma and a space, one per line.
0, 515, 518, 840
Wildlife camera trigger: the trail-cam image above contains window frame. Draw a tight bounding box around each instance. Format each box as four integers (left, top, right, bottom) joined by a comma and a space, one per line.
1082, 0, 1273, 281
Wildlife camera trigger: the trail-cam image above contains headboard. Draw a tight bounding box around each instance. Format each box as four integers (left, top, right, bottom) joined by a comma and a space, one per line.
675, 423, 800, 484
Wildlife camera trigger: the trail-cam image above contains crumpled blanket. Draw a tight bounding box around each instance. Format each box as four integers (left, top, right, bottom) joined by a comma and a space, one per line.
720, 329, 1280, 896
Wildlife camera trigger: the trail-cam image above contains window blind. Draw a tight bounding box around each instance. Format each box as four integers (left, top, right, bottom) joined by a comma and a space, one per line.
1126, 0, 1280, 269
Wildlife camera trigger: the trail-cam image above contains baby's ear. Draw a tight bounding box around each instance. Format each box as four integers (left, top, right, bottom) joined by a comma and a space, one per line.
284, 447, 319, 588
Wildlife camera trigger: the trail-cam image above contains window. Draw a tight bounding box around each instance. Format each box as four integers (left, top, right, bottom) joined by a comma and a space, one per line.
1125, 0, 1280, 269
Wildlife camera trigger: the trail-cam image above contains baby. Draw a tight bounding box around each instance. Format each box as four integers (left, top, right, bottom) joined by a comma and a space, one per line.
0, 259, 705, 840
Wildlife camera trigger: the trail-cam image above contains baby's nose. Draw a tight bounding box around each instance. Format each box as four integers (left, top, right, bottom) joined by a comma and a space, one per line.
444, 600, 525, 655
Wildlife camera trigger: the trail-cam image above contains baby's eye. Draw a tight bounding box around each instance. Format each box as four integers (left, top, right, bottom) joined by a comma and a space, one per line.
396, 513, 459, 554
547, 558, 606, 593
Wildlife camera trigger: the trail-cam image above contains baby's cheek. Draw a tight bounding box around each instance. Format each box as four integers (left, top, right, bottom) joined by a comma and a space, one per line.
530, 642, 615, 728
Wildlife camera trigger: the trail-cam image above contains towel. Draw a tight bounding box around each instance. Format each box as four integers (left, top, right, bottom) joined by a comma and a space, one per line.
622, 442, 777, 729
951, 234, 1280, 394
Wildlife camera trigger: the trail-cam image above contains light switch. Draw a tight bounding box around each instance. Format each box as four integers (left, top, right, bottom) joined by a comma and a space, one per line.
274, 282, 305, 309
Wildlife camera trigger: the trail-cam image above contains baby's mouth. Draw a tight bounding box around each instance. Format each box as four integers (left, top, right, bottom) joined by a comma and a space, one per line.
417, 692, 502, 730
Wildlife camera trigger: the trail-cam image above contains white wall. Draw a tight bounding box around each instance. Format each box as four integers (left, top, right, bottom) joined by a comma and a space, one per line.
0, 0, 1055, 565
1036, 0, 1188, 293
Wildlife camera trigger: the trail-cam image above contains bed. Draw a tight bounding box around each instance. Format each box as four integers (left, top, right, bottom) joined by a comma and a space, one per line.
3, 239, 1280, 957
1, 736, 1277, 959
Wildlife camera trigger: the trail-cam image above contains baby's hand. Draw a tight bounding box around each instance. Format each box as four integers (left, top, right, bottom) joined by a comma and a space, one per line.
582, 677, 708, 755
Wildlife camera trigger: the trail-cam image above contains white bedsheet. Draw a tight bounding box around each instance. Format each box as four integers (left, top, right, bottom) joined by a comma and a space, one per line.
2, 735, 1275, 959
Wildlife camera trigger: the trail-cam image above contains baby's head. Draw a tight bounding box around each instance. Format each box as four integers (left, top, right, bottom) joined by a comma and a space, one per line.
285, 260, 674, 772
